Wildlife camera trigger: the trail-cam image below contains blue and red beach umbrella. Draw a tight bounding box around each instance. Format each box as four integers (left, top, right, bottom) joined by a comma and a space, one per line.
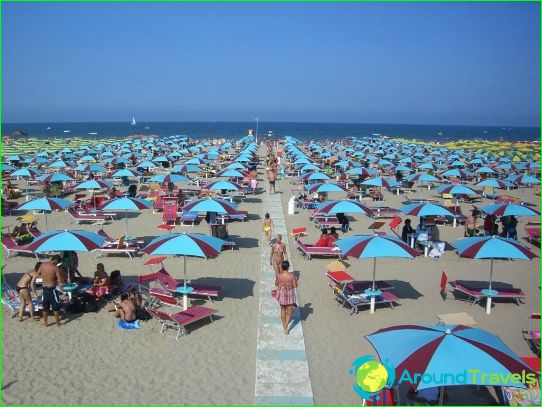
17, 197, 73, 230
141, 232, 226, 310
26, 229, 106, 253
365, 324, 536, 391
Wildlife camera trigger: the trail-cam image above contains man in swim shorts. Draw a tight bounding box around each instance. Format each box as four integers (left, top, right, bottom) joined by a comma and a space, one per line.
37, 255, 64, 327
268, 169, 276, 194
114, 293, 137, 323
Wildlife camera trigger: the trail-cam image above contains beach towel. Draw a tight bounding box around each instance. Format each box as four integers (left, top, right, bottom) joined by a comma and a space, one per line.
118, 319, 140, 330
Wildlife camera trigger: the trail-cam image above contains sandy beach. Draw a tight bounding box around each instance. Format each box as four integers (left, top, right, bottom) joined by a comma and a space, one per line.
2, 143, 540, 405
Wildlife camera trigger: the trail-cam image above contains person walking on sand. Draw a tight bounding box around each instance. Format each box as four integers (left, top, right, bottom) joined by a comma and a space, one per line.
37, 255, 64, 327
263, 213, 274, 242
268, 168, 277, 194
270, 234, 287, 278
249, 169, 258, 194
275, 260, 297, 335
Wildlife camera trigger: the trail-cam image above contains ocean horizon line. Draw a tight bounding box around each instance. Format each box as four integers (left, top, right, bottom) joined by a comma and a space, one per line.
2, 119, 540, 130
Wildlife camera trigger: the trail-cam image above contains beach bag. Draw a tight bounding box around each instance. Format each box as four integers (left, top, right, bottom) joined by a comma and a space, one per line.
271, 289, 277, 299
66, 298, 84, 314
136, 309, 152, 321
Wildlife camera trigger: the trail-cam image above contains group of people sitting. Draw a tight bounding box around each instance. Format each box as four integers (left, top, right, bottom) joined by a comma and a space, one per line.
466, 209, 518, 239
401, 218, 434, 244
315, 228, 339, 247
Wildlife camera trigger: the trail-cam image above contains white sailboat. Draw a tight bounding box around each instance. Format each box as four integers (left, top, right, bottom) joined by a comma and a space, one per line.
131, 116, 136, 126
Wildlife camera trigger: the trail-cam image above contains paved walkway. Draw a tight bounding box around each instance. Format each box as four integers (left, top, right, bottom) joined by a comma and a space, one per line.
254, 191, 314, 406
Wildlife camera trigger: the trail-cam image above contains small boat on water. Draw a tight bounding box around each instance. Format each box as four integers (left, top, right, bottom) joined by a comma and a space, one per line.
46, 126, 51, 130
131, 116, 136, 126
63, 130, 70, 133
88, 132, 98, 135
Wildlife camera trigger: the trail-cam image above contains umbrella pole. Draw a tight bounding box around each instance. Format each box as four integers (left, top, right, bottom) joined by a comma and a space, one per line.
125, 210, 129, 237
486, 259, 494, 315
45, 211, 48, 231
370, 257, 377, 314
183, 255, 188, 310
439, 386, 445, 406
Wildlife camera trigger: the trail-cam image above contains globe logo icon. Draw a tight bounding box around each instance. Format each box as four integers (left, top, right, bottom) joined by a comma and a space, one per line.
349, 355, 395, 402
356, 360, 389, 393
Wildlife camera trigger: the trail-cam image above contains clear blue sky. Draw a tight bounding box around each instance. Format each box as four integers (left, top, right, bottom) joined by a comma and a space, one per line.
2, 2, 540, 126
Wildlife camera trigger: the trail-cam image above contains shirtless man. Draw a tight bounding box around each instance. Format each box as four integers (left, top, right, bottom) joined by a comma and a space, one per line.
114, 293, 137, 323
270, 234, 287, 278
268, 169, 277, 194
37, 255, 64, 327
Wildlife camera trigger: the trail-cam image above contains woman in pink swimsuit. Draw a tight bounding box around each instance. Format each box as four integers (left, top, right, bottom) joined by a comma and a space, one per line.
276, 260, 298, 335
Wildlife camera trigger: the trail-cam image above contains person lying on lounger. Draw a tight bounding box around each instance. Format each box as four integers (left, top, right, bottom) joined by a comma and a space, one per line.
11, 225, 33, 245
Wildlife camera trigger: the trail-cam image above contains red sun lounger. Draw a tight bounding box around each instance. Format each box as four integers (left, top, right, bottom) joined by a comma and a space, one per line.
1, 235, 40, 260
296, 239, 343, 260
326, 271, 394, 293
335, 290, 399, 315
147, 306, 217, 340
449, 280, 526, 306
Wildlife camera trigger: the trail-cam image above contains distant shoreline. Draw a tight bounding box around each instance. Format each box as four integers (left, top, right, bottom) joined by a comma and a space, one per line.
2, 121, 540, 143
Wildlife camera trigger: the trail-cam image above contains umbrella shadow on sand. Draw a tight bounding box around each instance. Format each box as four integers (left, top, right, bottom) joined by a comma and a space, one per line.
385, 280, 424, 300
247, 213, 261, 221
228, 236, 259, 249
185, 277, 256, 300
242, 197, 262, 204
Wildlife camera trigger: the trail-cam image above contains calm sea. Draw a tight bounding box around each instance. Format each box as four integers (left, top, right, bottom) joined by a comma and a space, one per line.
1, 121, 540, 142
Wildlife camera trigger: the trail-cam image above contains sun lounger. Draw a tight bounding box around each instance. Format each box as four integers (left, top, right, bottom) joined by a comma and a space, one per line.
523, 313, 541, 353
67, 207, 110, 225
95, 235, 139, 260
296, 239, 343, 260
525, 223, 541, 246
368, 220, 386, 236
496, 195, 521, 204
312, 217, 342, 230
335, 290, 399, 314
326, 270, 394, 292
1, 279, 43, 318
147, 305, 217, 340
369, 206, 401, 219
1, 235, 40, 259
448, 280, 526, 305
179, 211, 199, 226
369, 188, 384, 201
96, 229, 145, 247
290, 226, 308, 239
141, 267, 222, 302
162, 202, 178, 225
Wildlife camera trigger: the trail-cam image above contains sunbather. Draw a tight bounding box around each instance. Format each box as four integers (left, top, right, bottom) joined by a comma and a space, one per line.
315, 229, 329, 247
114, 293, 137, 323
15, 262, 40, 321
11, 225, 33, 245
89, 263, 110, 297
